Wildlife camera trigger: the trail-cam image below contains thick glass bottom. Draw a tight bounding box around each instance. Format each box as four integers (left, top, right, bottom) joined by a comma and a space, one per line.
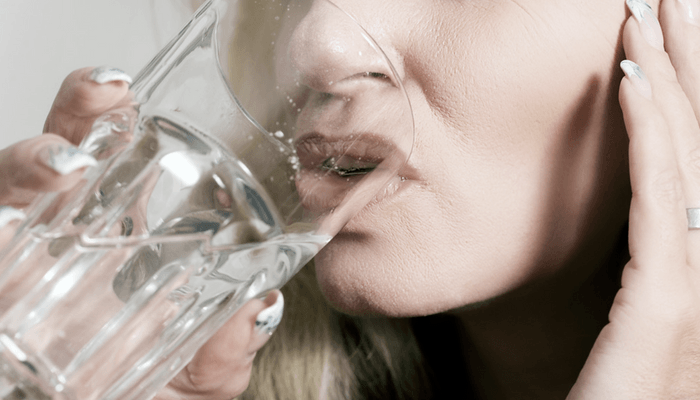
0, 352, 53, 400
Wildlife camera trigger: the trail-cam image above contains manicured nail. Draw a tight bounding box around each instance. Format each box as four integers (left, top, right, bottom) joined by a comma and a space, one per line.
39, 144, 98, 175
626, 0, 665, 51
0, 206, 25, 229
255, 291, 284, 336
621, 60, 653, 100
90, 66, 133, 85
678, 0, 700, 25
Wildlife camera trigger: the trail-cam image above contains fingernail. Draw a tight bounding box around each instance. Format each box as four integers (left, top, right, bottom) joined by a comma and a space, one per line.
90, 66, 133, 85
678, 0, 700, 25
0, 206, 25, 229
255, 291, 284, 336
39, 144, 98, 175
626, 0, 665, 51
620, 60, 653, 100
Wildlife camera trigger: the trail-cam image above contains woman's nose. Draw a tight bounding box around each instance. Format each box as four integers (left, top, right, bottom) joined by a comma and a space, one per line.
285, 0, 400, 95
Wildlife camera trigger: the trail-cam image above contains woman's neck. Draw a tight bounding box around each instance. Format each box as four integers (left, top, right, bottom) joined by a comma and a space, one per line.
452, 230, 626, 400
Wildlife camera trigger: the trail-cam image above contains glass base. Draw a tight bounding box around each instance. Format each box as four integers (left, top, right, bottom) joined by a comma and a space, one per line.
0, 353, 53, 400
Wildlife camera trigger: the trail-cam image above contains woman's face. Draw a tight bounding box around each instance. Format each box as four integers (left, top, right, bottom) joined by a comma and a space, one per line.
291, 0, 635, 316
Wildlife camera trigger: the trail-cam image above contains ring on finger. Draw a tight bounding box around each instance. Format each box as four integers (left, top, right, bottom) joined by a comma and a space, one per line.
687, 208, 700, 229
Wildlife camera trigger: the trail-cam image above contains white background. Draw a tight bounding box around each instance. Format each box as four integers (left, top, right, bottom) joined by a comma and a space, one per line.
0, 0, 194, 150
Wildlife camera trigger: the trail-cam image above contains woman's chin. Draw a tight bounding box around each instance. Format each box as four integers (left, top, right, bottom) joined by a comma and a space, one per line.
313, 242, 456, 318
313, 250, 381, 316
312, 243, 404, 317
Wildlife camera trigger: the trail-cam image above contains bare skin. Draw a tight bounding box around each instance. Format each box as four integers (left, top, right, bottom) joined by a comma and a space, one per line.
3, 0, 700, 398
454, 1, 700, 399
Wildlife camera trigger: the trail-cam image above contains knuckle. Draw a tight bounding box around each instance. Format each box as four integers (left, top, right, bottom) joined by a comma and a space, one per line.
682, 147, 700, 192
656, 61, 682, 88
180, 358, 254, 398
183, 368, 217, 392
6, 141, 26, 167
647, 169, 684, 208
671, 39, 700, 73
684, 147, 700, 175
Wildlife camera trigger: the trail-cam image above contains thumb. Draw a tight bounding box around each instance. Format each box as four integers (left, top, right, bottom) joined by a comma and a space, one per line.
160, 290, 284, 400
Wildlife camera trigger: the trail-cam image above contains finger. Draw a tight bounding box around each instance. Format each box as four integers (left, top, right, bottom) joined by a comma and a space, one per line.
44, 67, 133, 145
660, 0, 700, 124
623, 1, 700, 205
162, 291, 283, 400
620, 61, 687, 277
657, 0, 700, 270
0, 135, 97, 207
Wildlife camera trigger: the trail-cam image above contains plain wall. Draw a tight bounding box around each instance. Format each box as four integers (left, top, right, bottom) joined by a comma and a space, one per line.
0, 0, 194, 150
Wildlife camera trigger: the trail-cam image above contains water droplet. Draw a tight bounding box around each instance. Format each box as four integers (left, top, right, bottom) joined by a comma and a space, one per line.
274, 130, 284, 138
288, 155, 299, 170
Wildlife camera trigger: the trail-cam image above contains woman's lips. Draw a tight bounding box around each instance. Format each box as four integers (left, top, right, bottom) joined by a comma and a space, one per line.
296, 133, 387, 170
295, 132, 418, 178
293, 132, 417, 215
286, 73, 417, 232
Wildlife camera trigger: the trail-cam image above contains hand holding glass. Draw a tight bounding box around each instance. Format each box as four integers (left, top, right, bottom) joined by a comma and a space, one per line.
0, 1, 413, 399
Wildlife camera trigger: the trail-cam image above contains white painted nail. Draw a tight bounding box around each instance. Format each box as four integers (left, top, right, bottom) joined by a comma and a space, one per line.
0, 206, 25, 229
255, 291, 284, 336
621, 60, 653, 100
90, 66, 133, 85
39, 144, 98, 175
626, 0, 665, 51
678, 0, 700, 25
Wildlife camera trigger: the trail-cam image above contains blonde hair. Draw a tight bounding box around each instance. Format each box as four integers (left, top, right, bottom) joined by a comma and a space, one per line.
239, 263, 432, 399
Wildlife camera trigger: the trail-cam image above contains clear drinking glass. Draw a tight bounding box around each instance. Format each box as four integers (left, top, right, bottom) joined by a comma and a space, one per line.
0, 0, 413, 399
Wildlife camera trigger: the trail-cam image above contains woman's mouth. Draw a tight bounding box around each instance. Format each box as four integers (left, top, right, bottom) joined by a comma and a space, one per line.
293, 132, 413, 216
319, 155, 379, 177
